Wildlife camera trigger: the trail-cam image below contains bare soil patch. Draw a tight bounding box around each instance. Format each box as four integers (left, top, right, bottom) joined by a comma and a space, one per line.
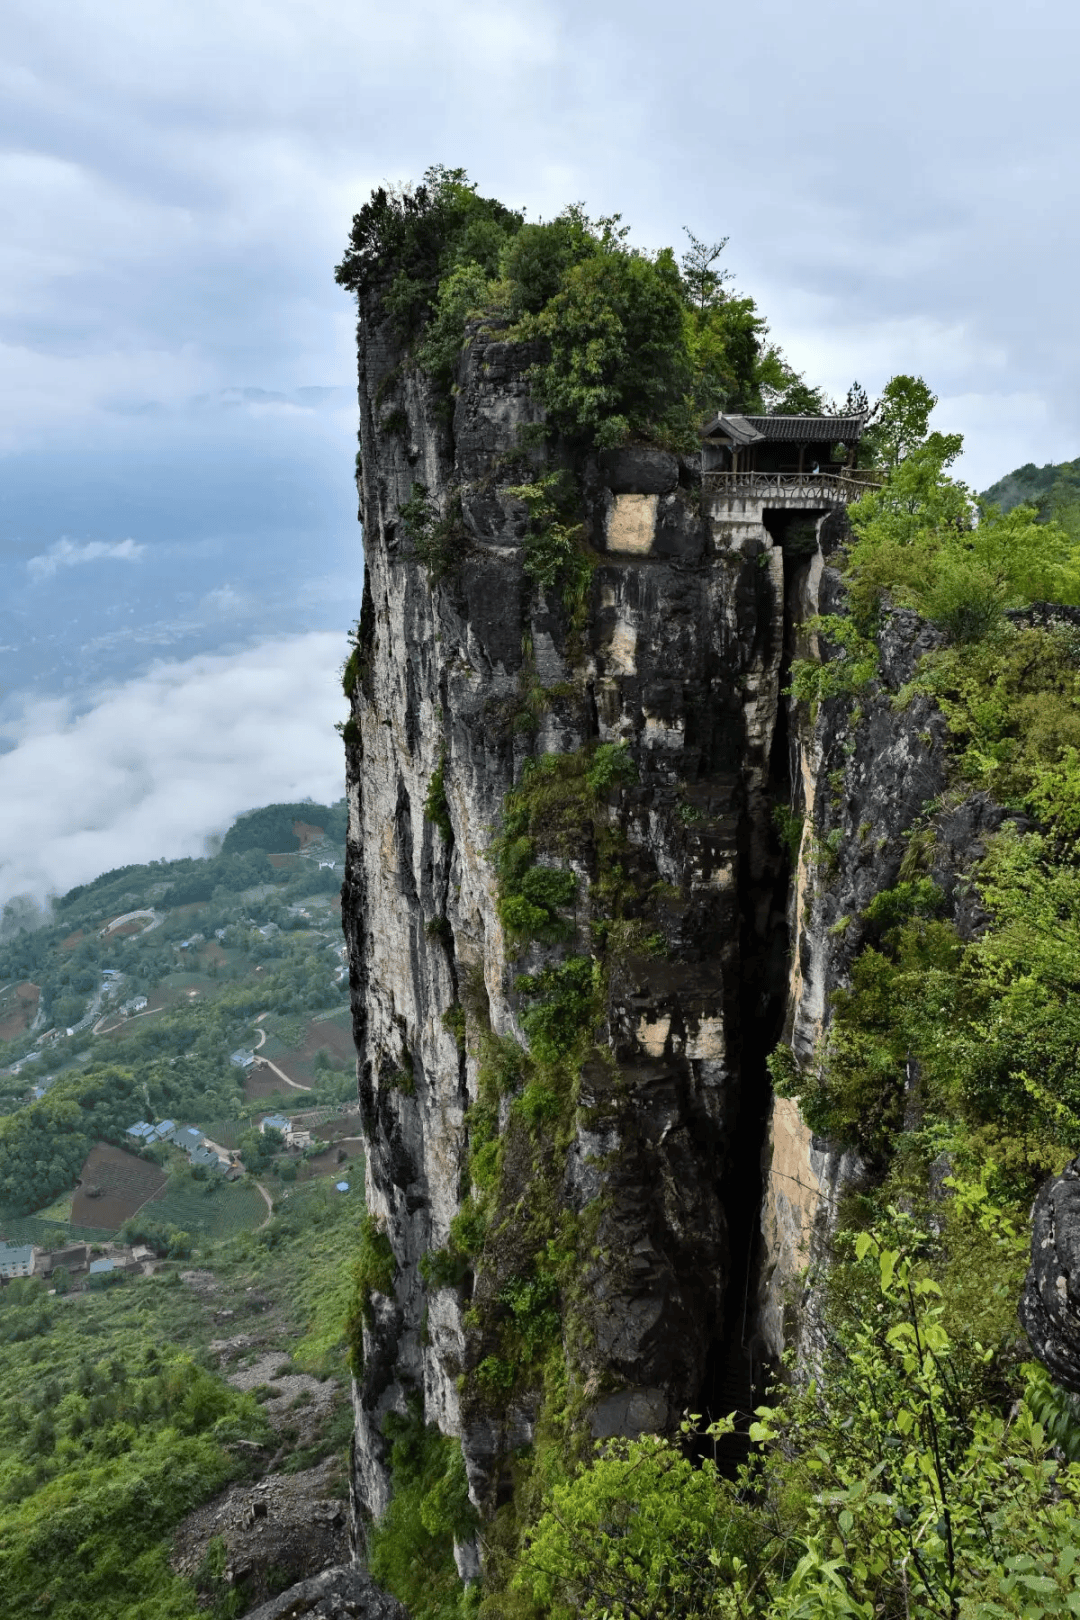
71, 1142, 167, 1229
60, 930, 84, 951
300, 1140, 363, 1181
244, 1069, 295, 1102
0, 982, 39, 1042
310, 1118, 357, 1143
292, 819, 325, 849
267, 852, 301, 871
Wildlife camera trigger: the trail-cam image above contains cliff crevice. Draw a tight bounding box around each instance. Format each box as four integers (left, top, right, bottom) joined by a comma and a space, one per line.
340, 300, 980, 1566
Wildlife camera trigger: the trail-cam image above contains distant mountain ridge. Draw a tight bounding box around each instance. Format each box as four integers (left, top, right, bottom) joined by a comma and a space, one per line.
56, 799, 347, 917
982, 453, 1080, 529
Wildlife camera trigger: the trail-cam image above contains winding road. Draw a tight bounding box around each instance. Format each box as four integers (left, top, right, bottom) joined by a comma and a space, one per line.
253, 1182, 274, 1229
251, 1024, 311, 1091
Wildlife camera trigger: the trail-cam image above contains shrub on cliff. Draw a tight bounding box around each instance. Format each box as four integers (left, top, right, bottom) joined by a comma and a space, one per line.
843, 435, 1080, 635
336, 168, 819, 450
334, 164, 522, 336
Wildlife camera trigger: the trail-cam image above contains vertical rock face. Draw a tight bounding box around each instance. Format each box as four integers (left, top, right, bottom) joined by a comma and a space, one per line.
757, 602, 951, 1360
344, 300, 782, 1522
340, 301, 957, 1538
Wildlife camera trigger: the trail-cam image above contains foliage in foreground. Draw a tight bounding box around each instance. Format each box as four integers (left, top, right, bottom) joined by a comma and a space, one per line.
515, 1212, 1080, 1619
0, 1277, 267, 1620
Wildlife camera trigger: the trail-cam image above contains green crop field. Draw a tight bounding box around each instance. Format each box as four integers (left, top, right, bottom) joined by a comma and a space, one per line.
193, 1117, 246, 1149
0, 1213, 114, 1244
147, 1173, 267, 1239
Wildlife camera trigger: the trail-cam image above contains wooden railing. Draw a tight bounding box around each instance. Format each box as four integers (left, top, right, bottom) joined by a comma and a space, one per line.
702, 470, 882, 503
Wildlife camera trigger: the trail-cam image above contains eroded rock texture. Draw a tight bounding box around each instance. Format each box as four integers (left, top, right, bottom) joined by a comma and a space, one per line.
244, 1567, 407, 1620
342, 303, 798, 1521
339, 302, 978, 1541
1021, 1157, 1080, 1392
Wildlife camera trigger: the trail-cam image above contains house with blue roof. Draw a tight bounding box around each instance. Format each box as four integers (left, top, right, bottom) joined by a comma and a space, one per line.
0, 1241, 35, 1278
190, 1145, 227, 1173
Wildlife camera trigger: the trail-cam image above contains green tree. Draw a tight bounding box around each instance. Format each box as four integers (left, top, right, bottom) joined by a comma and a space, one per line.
523, 239, 689, 447
840, 436, 1080, 634
862, 373, 938, 467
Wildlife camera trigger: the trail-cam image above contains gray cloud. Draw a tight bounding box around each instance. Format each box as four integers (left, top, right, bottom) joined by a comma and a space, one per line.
0, 631, 346, 910
26, 536, 144, 581
2, 0, 1077, 643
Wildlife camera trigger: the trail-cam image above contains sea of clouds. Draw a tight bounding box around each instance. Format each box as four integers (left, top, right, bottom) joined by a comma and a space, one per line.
0, 630, 347, 919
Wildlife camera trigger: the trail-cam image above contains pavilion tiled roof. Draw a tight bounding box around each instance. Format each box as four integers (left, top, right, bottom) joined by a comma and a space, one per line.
701, 413, 866, 444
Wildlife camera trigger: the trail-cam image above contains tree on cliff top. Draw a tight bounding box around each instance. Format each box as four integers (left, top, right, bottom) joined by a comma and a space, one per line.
334, 165, 523, 335
335, 167, 826, 449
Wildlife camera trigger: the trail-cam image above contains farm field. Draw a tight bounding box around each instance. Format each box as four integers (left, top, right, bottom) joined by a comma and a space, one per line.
147, 1172, 268, 1239
70, 1141, 167, 1228
0, 1212, 114, 1244
193, 1117, 246, 1150
300, 1137, 363, 1181
244, 1008, 354, 1097
310, 1114, 361, 1142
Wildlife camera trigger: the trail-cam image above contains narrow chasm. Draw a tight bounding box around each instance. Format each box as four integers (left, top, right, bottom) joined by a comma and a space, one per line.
699, 528, 810, 1470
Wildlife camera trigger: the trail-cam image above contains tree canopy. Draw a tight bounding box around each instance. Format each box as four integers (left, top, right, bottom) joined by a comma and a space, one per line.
336, 168, 829, 450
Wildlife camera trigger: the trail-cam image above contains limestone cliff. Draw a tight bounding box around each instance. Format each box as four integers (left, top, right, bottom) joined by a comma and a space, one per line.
338, 303, 974, 1564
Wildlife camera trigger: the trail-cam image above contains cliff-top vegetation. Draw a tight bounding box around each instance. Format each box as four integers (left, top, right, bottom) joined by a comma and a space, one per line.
335, 164, 834, 450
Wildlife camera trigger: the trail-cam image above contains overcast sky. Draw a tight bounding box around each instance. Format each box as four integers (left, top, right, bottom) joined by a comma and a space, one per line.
2, 0, 1078, 908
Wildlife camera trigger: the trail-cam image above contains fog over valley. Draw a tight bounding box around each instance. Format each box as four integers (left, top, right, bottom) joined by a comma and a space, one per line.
0, 631, 346, 920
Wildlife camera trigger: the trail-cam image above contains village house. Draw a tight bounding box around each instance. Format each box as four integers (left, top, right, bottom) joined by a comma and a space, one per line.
37, 1242, 89, 1278
126, 1118, 175, 1145
88, 1254, 143, 1276
0, 1241, 35, 1279
190, 1144, 228, 1173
